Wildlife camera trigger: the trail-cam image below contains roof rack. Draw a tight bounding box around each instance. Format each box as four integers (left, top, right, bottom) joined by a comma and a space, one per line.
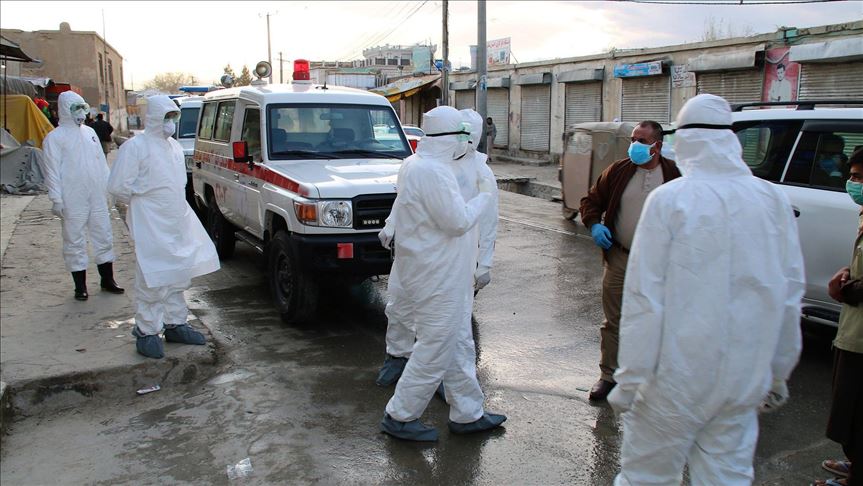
731, 100, 863, 112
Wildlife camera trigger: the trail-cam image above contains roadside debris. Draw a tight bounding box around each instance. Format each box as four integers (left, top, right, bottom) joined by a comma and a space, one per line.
226, 457, 253, 480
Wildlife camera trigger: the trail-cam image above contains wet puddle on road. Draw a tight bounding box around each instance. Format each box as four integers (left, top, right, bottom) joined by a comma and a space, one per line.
207, 369, 256, 386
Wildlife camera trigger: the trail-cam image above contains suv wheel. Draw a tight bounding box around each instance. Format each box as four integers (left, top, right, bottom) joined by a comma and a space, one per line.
206, 194, 236, 259
268, 230, 318, 323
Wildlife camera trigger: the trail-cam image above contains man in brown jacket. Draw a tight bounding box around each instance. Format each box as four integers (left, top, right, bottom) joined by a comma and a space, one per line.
579, 120, 681, 401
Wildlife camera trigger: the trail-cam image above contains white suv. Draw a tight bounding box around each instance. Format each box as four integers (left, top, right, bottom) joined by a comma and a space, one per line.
731, 101, 862, 327
191, 80, 410, 322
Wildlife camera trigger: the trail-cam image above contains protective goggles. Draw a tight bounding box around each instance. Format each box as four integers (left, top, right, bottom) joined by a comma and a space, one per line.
164, 112, 181, 122
426, 122, 471, 138
662, 123, 732, 135
70, 102, 90, 112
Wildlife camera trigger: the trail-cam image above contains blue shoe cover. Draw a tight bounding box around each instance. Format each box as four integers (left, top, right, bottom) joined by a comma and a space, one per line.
380, 413, 438, 442
376, 355, 408, 386
448, 412, 507, 434
131, 327, 165, 359
164, 324, 206, 345
435, 382, 447, 401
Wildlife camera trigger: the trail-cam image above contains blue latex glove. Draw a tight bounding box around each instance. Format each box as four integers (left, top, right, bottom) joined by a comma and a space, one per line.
590, 223, 613, 250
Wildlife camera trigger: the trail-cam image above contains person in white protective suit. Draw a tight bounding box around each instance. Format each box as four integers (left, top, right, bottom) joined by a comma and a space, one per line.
379, 106, 505, 441
41, 91, 124, 301
375, 108, 499, 388
608, 94, 806, 486
107, 95, 220, 359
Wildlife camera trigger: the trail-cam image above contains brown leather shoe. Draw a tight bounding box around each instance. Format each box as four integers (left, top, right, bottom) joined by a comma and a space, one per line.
589, 379, 616, 401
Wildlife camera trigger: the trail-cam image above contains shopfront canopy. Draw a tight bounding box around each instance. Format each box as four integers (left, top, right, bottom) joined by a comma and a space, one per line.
370, 74, 440, 103
0, 35, 34, 62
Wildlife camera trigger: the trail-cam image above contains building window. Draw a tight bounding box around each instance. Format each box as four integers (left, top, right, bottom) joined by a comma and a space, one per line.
387, 58, 398, 66
98, 53, 104, 83
400, 58, 411, 66
375, 58, 385, 66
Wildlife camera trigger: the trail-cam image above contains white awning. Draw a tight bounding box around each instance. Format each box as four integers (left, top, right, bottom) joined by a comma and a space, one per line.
790, 37, 863, 63
686, 45, 764, 72
514, 72, 551, 85
450, 79, 476, 91
558, 68, 604, 83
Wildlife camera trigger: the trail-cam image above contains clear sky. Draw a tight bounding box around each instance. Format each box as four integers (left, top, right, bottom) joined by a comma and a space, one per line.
1, 0, 860, 89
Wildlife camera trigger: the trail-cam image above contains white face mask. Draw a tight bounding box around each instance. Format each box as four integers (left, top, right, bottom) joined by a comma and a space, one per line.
72, 109, 87, 126
453, 122, 471, 159
162, 120, 177, 138
453, 141, 469, 160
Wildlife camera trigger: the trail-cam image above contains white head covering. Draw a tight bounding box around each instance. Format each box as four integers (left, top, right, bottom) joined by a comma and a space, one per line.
417, 105, 469, 159
58, 91, 87, 128
144, 95, 180, 139
673, 94, 750, 178
459, 109, 484, 151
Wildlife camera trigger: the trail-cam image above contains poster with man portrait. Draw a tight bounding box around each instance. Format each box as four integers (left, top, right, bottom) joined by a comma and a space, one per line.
762, 47, 800, 103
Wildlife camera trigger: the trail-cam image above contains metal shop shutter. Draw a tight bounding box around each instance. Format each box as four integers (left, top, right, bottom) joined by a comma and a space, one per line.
696, 70, 763, 105
564, 81, 602, 128
520, 84, 551, 152
487, 88, 509, 147
621, 76, 670, 123
455, 90, 476, 110
798, 62, 863, 101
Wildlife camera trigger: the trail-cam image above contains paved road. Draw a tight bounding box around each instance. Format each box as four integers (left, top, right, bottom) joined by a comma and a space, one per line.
0, 191, 841, 485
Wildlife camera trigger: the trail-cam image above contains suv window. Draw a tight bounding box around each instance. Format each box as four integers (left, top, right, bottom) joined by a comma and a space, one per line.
784, 130, 863, 190
178, 106, 199, 139
198, 102, 217, 140
733, 120, 803, 182
241, 108, 261, 160
267, 103, 411, 160
213, 101, 236, 142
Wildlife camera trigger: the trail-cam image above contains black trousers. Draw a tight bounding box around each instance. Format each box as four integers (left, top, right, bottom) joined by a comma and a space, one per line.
827, 348, 863, 485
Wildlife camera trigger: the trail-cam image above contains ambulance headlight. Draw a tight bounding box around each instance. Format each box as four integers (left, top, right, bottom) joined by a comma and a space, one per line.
319, 200, 352, 227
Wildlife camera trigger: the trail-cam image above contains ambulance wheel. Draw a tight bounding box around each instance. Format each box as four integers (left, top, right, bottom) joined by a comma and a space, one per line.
206, 194, 236, 259
268, 231, 318, 324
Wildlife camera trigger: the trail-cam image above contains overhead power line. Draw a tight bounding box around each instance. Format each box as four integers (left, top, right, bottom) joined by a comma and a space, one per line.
333, 1, 414, 61
628, 0, 846, 4
340, 0, 431, 61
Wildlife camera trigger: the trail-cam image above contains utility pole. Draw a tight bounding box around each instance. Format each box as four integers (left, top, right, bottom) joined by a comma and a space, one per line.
279, 51, 283, 84
266, 13, 273, 83
442, 0, 449, 106
260, 11, 277, 83
102, 9, 110, 119
477, 0, 487, 124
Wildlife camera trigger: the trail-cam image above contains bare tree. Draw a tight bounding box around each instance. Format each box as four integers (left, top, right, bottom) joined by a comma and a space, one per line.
143, 72, 198, 93
701, 16, 756, 42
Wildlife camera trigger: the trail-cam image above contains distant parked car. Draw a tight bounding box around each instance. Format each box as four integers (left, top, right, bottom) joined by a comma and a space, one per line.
402, 125, 424, 152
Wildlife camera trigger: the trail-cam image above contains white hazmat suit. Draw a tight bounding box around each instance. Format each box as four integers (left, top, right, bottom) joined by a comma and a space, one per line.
108, 96, 220, 338
381, 109, 499, 363
383, 106, 492, 426
41, 91, 115, 274
609, 94, 806, 486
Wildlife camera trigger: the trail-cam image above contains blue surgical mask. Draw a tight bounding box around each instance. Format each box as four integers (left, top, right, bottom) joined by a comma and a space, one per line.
628, 141, 654, 165
847, 180, 863, 205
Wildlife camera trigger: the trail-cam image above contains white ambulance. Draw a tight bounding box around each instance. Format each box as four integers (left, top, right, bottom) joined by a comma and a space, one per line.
173, 96, 203, 208
192, 60, 411, 322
